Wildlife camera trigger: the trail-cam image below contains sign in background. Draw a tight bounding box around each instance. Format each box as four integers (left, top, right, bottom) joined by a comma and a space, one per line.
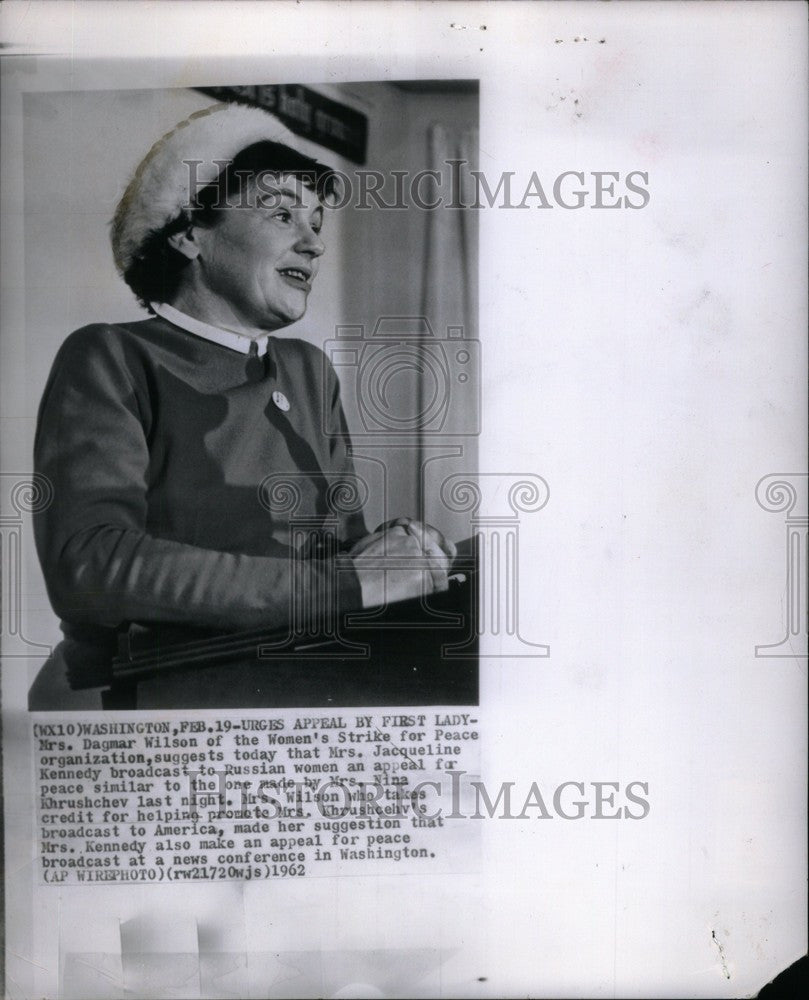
196, 84, 369, 164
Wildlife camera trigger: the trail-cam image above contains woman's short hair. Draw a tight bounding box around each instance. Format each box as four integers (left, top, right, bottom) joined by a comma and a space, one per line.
122, 140, 340, 309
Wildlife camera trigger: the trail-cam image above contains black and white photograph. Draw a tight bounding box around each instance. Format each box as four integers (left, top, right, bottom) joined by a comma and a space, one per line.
1, 2, 806, 998
20, 80, 480, 711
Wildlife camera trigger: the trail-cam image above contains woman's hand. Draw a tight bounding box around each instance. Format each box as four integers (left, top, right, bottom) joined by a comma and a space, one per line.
352, 519, 457, 570
349, 520, 456, 608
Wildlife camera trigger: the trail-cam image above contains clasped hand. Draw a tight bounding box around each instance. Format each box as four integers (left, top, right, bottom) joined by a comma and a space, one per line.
349, 518, 457, 609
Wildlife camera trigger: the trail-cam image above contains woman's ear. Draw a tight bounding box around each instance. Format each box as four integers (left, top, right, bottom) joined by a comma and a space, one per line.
167, 228, 201, 260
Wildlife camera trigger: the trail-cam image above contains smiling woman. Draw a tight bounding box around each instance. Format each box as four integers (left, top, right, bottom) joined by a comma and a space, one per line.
119, 136, 341, 321
166, 169, 327, 334
28, 102, 455, 710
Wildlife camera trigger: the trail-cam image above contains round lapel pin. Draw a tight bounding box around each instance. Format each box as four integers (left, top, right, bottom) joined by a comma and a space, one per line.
272, 390, 291, 412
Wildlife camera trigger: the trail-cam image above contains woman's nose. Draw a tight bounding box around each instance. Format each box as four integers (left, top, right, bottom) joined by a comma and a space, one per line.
296, 225, 325, 257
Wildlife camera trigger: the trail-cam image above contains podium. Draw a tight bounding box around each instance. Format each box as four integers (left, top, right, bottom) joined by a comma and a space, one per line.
103, 571, 477, 710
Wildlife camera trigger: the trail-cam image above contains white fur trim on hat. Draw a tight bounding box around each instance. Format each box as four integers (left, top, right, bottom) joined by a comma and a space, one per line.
111, 103, 305, 274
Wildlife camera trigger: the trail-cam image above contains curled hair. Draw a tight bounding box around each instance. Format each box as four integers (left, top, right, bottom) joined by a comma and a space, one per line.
122, 141, 339, 309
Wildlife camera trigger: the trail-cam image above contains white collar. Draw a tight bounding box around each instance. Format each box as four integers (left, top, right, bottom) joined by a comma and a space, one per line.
151, 302, 270, 357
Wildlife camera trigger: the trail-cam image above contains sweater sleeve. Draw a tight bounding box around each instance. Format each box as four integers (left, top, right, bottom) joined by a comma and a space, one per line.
322, 351, 369, 547
33, 326, 363, 632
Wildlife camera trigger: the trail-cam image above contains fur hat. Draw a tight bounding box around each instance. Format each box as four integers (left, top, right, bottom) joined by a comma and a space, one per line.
111, 102, 303, 274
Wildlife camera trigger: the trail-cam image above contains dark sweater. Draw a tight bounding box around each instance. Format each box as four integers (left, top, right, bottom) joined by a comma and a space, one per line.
33, 316, 366, 642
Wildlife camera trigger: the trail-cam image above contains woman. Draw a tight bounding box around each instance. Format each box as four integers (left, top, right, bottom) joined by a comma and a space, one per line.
29, 103, 454, 709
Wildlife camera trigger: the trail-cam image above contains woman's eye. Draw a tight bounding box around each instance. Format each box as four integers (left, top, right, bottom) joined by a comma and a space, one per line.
274, 209, 292, 223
